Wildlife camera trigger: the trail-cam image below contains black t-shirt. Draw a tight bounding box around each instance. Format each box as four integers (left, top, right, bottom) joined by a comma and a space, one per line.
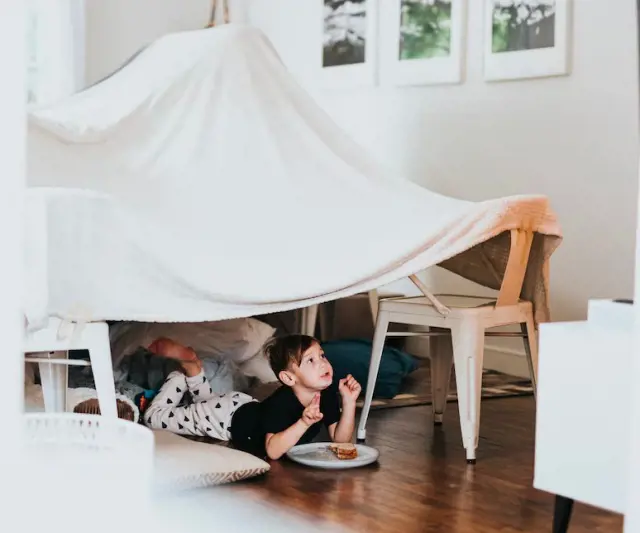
230, 383, 341, 459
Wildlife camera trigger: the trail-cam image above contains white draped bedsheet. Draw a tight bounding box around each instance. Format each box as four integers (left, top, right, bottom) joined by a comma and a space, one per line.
25, 24, 562, 328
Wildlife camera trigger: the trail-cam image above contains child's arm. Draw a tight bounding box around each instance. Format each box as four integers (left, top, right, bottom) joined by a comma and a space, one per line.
329, 375, 361, 443
265, 421, 310, 460
264, 393, 323, 460
328, 402, 356, 443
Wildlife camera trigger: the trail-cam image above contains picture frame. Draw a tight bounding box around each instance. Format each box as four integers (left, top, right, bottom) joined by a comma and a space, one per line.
380, 0, 467, 86
484, 0, 572, 82
319, 0, 379, 88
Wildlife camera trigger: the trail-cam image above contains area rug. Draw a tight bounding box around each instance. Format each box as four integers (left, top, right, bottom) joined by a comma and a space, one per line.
356, 366, 533, 411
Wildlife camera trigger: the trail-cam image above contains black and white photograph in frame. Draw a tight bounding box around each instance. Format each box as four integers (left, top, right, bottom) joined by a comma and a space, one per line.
320, 0, 378, 87
484, 0, 571, 81
379, 0, 467, 86
323, 0, 367, 67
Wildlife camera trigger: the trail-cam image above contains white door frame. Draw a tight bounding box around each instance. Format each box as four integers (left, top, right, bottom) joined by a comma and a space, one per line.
0, 0, 26, 493
626, 3, 640, 530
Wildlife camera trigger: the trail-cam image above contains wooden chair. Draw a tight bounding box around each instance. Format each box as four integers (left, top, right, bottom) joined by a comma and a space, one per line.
357, 228, 538, 464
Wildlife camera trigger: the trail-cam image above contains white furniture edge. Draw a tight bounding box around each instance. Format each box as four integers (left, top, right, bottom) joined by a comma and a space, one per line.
24, 318, 118, 418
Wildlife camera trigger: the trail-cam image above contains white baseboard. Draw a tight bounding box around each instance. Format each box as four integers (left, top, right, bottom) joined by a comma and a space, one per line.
405, 337, 530, 378
483, 344, 529, 378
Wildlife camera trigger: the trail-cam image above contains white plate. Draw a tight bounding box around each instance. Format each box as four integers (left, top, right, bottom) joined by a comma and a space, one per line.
286, 442, 379, 469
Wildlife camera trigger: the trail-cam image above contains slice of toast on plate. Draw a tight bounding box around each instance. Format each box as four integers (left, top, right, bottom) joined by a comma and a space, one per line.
328, 443, 358, 460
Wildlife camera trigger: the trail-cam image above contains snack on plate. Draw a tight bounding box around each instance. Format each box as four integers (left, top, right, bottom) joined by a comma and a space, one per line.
329, 443, 358, 460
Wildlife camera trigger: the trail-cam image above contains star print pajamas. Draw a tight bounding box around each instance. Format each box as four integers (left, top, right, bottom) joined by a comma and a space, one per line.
144, 370, 255, 440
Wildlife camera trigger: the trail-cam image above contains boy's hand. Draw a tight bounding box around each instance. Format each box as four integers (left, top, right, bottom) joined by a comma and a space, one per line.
339, 374, 362, 405
301, 393, 323, 427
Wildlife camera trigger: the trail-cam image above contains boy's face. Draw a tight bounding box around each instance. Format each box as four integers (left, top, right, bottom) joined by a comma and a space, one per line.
289, 342, 333, 391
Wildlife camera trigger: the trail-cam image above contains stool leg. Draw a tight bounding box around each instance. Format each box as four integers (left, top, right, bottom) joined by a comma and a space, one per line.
38, 351, 68, 412
429, 331, 453, 425
85, 322, 118, 418
357, 310, 389, 441
451, 321, 485, 464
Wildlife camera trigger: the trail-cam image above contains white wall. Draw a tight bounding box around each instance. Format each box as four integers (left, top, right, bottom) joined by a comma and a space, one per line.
84, 0, 250, 85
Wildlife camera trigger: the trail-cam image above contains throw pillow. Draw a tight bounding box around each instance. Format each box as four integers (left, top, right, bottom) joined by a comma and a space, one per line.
321, 338, 419, 399
153, 430, 270, 491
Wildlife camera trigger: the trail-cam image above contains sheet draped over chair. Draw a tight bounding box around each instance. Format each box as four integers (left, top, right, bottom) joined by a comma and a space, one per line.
25, 24, 562, 329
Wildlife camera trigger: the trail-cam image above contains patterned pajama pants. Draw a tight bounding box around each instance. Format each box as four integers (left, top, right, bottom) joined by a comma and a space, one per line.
144, 370, 255, 440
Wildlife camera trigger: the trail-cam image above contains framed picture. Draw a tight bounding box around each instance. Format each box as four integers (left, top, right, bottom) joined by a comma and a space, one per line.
484, 0, 572, 81
320, 0, 379, 87
380, 0, 467, 86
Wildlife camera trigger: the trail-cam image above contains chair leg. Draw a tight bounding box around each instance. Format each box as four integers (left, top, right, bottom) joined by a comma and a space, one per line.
368, 290, 379, 327
38, 351, 68, 413
451, 321, 485, 464
301, 305, 319, 337
85, 322, 118, 418
521, 315, 538, 399
318, 302, 330, 340
429, 330, 453, 425
357, 310, 390, 441
552, 495, 574, 533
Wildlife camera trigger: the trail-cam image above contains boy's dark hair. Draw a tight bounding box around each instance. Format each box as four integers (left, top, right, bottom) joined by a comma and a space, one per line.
264, 334, 318, 381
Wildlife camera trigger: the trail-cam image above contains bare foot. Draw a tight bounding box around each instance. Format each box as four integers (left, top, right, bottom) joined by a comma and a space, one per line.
148, 337, 202, 377
148, 337, 198, 362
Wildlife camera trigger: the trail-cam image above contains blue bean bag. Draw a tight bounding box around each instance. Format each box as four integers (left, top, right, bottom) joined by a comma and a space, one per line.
321, 338, 419, 399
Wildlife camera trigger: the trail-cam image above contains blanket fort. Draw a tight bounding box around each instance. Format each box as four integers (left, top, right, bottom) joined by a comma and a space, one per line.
25, 24, 561, 328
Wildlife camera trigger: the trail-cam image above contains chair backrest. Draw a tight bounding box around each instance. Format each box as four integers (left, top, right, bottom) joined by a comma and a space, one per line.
495, 228, 534, 307
366, 227, 535, 321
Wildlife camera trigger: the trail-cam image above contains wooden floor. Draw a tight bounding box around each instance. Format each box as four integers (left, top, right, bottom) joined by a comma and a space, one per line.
230, 396, 622, 533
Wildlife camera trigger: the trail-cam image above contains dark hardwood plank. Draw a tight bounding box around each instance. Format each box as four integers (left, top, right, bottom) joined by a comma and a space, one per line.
229, 397, 622, 533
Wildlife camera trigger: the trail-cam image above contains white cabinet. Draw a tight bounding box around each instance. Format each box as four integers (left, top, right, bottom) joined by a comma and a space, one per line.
534, 300, 633, 527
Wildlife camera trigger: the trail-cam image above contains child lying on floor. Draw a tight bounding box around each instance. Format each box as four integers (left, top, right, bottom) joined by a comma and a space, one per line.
144, 334, 361, 460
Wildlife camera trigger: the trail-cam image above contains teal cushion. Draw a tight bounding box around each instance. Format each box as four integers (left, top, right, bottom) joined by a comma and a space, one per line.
321, 339, 419, 399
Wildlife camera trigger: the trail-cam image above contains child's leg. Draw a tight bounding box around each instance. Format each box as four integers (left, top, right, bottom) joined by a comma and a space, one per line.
184, 369, 219, 402
184, 370, 256, 440
145, 338, 254, 439
144, 371, 208, 437
191, 390, 255, 441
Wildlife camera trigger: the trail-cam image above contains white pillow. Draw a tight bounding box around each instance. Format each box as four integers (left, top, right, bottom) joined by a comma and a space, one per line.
153, 430, 270, 491
109, 318, 275, 372
238, 351, 278, 383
